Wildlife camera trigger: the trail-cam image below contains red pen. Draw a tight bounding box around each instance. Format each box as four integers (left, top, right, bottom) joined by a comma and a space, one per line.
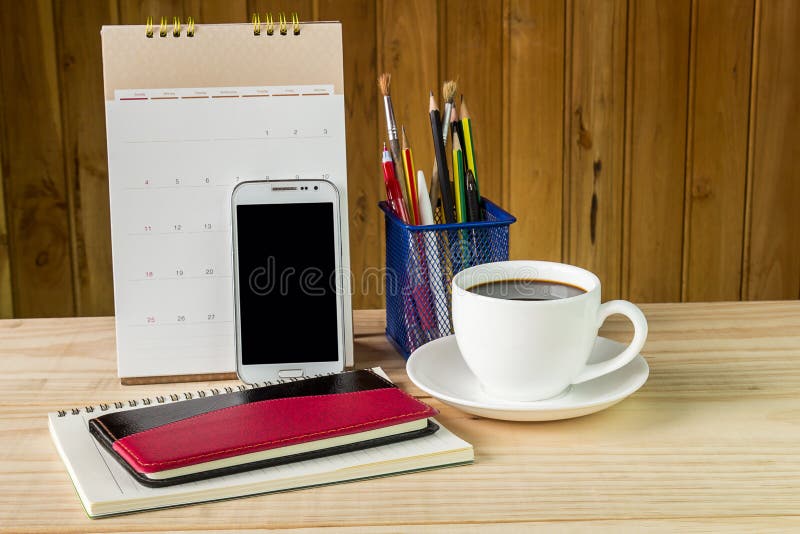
383, 144, 410, 223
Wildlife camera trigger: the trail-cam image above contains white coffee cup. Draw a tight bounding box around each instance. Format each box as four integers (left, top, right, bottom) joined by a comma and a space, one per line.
452, 260, 648, 402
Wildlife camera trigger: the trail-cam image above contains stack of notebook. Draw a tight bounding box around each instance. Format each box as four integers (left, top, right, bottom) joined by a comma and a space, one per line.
49, 368, 473, 517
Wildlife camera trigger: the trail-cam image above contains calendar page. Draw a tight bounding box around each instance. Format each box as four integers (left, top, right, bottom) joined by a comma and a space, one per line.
105, 86, 351, 378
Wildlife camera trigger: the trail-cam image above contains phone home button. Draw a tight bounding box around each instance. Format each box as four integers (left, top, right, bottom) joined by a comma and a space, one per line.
278, 369, 305, 379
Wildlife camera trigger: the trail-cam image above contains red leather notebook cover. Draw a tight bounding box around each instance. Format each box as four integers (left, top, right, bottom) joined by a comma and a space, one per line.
89, 370, 438, 487
111, 388, 435, 473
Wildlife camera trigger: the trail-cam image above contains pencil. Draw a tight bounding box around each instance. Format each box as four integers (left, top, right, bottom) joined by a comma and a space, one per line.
429, 91, 456, 223
465, 169, 481, 222
460, 96, 480, 203
427, 82, 457, 212
378, 73, 410, 214
450, 98, 467, 160
429, 162, 441, 212
401, 126, 420, 225
464, 169, 480, 267
452, 134, 467, 223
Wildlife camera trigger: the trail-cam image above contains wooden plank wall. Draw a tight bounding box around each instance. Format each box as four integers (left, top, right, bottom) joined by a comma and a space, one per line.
0, 0, 797, 318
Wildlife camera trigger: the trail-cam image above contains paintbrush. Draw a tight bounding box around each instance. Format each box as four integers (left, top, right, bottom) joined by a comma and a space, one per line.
378, 73, 410, 213
441, 80, 457, 145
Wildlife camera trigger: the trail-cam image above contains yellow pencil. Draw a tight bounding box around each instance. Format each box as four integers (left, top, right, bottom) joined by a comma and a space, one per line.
401, 126, 420, 225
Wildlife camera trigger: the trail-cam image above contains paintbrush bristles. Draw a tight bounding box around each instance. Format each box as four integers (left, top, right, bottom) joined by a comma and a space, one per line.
442, 80, 457, 104
378, 73, 391, 96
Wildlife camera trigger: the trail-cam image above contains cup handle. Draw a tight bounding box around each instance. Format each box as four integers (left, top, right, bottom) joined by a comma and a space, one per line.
571, 300, 648, 385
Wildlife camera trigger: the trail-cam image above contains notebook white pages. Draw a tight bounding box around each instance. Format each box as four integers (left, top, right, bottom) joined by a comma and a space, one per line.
101, 23, 354, 380
48, 368, 474, 518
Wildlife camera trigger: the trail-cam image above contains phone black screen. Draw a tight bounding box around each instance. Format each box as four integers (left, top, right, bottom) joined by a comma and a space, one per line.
236, 202, 338, 364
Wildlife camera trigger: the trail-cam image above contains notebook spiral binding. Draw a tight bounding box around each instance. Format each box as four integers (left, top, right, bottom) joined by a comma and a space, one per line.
144, 13, 300, 38
56, 371, 337, 418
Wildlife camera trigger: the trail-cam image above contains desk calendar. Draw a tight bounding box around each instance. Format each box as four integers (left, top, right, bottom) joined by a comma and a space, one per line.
101, 21, 352, 381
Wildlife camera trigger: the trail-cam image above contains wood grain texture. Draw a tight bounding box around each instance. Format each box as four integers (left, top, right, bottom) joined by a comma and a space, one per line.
319, 0, 382, 309
505, 0, 565, 263
623, 0, 690, 303
0, 1, 799, 317
185, 0, 247, 22
743, 0, 800, 300
443, 0, 503, 205
566, 0, 627, 299
2, 303, 800, 531
0, 0, 75, 317
0, 114, 11, 318
377, 0, 439, 197
683, 0, 754, 302
117, 0, 184, 24
54, 1, 117, 317
246, 0, 314, 22
120, 0, 248, 27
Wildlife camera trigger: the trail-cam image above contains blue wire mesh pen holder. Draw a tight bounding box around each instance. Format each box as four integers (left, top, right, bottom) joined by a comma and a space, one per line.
380, 198, 516, 358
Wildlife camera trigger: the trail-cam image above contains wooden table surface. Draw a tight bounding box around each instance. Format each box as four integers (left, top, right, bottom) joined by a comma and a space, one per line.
1, 302, 799, 532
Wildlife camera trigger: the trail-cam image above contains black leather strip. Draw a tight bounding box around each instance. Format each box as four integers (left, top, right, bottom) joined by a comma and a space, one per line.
89, 369, 393, 444
89, 420, 438, 487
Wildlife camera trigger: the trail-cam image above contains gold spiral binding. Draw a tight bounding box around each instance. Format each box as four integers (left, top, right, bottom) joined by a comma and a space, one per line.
142, 14, 303, 39
146, 15, 193, 38
265, 13, 274, 35
279, 12, 287, 35
54, 372, 338, 417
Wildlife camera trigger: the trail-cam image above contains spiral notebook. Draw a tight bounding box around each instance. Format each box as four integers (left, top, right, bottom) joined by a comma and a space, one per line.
101, 18, 353, 383
48, 368, 474, 518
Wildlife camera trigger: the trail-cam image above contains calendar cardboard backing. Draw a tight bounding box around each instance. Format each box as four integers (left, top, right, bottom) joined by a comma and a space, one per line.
102, 21, 353, 384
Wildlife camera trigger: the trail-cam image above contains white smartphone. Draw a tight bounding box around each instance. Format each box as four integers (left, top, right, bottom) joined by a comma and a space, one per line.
231, 180, 345, 383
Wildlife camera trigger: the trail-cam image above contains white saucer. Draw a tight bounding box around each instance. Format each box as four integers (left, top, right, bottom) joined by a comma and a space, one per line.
406, 335, 649, 421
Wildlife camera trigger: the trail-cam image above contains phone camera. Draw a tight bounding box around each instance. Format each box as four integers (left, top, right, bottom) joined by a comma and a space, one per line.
314, 186, 319, 190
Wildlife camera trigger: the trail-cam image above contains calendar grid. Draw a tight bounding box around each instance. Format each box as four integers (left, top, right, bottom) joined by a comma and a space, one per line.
107, 87, 350, 378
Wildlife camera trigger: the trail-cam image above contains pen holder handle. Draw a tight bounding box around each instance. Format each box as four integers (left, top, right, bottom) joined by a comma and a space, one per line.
381, 198, 516, 358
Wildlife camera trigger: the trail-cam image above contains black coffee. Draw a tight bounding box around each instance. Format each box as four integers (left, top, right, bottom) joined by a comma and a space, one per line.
467, 279, 586, 301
